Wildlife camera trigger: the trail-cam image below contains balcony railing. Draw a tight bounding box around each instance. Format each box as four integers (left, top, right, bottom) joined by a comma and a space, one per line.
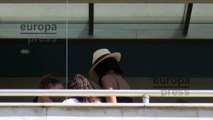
1, 89, 213, 103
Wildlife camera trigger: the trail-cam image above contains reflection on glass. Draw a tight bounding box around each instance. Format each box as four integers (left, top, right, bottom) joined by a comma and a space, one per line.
191, 4, 213, 23
0, 4, 88, 23
94, 4, 185, 23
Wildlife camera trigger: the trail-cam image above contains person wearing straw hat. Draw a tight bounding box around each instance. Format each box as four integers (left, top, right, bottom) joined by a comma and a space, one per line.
89, 48, 132, 103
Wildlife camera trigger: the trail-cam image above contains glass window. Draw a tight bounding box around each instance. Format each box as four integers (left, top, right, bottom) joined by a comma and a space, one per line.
191, 4, 213, 23
94, 4, 185, 23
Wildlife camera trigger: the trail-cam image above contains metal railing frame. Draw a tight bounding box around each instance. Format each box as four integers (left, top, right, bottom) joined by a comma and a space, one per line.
0, 0, 213, 3
1, 89, 213, 103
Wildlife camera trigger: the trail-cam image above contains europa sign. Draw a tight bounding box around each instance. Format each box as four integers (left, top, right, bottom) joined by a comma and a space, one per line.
20, 24, 57, 34
152, 77, 191, 97
153, 77, 191, 89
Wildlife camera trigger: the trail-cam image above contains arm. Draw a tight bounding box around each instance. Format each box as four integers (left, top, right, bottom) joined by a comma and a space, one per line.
101, 76, 117, 103
37, 96, 53, 102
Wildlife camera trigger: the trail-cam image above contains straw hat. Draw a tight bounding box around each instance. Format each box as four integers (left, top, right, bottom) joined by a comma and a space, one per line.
89, 48, 121, 79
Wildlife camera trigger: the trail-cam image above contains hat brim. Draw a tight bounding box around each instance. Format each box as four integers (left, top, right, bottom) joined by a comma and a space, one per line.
89, 52, 121, 80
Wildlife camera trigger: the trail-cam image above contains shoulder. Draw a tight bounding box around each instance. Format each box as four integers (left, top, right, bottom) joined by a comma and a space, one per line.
101, 74, 115, 84
37, 96, 53, 102
101, 75, 115, 89
101, 74, 114, 81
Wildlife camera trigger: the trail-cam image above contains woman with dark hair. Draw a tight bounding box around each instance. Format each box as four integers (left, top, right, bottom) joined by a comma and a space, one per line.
36, 74, 64, 102
63, 74, 100, 103
89, 48, 132, 103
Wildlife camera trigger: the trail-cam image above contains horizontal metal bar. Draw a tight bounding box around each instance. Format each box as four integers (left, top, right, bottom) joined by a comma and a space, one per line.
1, 103, 213, 107
2, 38, 213, 44
0, 89, 213, 97
0, 0, 213, 3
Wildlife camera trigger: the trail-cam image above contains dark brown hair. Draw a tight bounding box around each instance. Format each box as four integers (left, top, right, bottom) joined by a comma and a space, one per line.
68, 74, 99, 103
95, 57, 123, 80
38, 74, 63, 89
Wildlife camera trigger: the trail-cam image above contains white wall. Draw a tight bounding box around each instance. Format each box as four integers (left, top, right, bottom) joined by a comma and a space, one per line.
0, 103, 213, 120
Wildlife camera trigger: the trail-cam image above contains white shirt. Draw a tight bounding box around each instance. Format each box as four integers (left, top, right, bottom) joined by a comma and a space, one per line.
63, 98, 79, 103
